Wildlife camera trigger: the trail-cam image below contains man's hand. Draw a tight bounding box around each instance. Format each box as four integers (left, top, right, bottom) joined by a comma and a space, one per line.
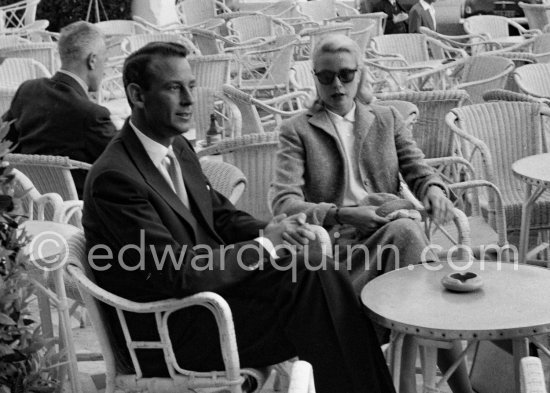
422, 186, 455, 224
263, 213, 317, 250
338, 206, 390, 236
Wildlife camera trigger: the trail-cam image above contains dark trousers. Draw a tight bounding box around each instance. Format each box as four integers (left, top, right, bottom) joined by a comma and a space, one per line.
161, 254, 396, 393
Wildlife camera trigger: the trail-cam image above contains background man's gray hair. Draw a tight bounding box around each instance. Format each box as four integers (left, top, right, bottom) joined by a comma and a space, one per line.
58, 21, 104, 65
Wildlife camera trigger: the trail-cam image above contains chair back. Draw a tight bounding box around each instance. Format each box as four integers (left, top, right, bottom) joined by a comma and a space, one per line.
0, 35, 29, 48
0, 86, 16, 114
376, 89, 470, 159
297, 0, 337, 22
298, 23, 352, 60
5, 153, 90, 201
0, 57, 50, 88
290, 60, 316, 97
227, 14, 294, 42
176, 0, 230, 26
0, 0, 39, 29
347, 12, 387, 36
448, 102, 548, 218
514, 63, 550, 99
222, 84, 265, 135
120, 32, 200, 56
198, 132, 280, 220
532, 33, 550, 63
457, 55, 515, 104
464, 15, 510, 39
0, 42, 59, 74
189, 28, 225, 55
519, 1, 550, 31
94, 19, 148, 36
200, 159, 247, 204
371, 34, 430, 64
188, 53, 233, 91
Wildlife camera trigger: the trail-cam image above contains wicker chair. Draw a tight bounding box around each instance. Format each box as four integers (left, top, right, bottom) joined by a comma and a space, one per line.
95, 20, 151, 58
445, 101, 550, 252
120, 32, 200, 56
0, 41, 59, 74
0, 0, 39, 30
175, 0, 231, 29
65, 230, 267, 393
296, 23, 353, 61
188, 53, 234, 92
482, 88, 546, 103
519, 2, 550, 31
463, 15, 540, 47
199, 158, 246, 204
221, 84, 308, 136
520, 357, 547, 393
5, 153, 90, 228
514, 63, 550, 100
226, 14, 295, 45
194, 86, 241, 141
419, 26, 503, 56
0, 57, 50, 88
198, 132, 279, 220
0, 34, 30, 48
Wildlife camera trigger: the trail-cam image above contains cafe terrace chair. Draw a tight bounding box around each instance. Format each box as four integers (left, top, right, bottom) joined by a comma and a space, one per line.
445, 101, 550, 257
0, 0, 40, 30
0, 34, 29, 48
483, 88, 548, 104
519, 2, 550, 31
226, 14, 295, 46
0, 57, 50, 88
188, 53, 234, 92
175, 0, 232, 29
199, 159, 247, 204
288, 361, 316, 393
221, 84, 309, 136
95, 19, 152, 58
120, 32, 200, 56
193, 86, 241, 141
0, 42, 59, 74
5, 153, 89, 227
326, 16, 376, 56
197, 131, 280, 221
419, 26, 503, 56
514, 63, 550, 100
296, 22, 353, 61
463, 15, 540, 48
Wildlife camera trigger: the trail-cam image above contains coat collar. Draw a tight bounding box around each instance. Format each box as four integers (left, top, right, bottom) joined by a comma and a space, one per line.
51, 72, 89, 98
307, 100, 376, 141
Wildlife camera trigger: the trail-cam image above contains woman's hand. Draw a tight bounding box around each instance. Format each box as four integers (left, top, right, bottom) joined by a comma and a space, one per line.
423, 186, 455, 224
263, 213, 316, 250
338, 206, 390, 236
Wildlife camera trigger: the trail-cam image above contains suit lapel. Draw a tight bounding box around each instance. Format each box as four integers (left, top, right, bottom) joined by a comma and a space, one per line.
424, 7, 435, 30
119, 125, 200, 231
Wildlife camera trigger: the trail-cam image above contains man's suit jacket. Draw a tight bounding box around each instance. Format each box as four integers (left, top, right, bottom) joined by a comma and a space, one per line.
373, 0, 408, 34
408, 2, 435, 33
83, 122, 269, 303
271, 100, 447, 225
2, 72, 116, 197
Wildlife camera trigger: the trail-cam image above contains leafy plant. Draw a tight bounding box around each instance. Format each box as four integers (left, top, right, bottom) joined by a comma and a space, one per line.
0, 123, 59, 393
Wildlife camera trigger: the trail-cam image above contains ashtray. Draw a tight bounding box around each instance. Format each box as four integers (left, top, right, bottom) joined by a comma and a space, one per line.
441, 272, 483, 293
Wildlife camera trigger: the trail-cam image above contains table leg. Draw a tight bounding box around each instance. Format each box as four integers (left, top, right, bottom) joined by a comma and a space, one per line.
513, 337, 530, 393
420, 345, 439, 393
518, 184, 546, 264
389, 332, 405, 392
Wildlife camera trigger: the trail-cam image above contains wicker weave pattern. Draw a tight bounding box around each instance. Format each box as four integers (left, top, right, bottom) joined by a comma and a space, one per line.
371, 34, 431, 65
0, 57, 50, 88
200, 158, 247, 204
227, 14, 295, 43
0, 42, 59, 74
176, 0, 231, 27
483, 88, 543, 103
464, 15, 514, 40
198, 132, 280, 220
188, 53, 233, 91
447, 101, 550, 232
375, 89, 470, 159
120, 32, 200, 56
514, 63, 550, 99
519, 2, 550, 31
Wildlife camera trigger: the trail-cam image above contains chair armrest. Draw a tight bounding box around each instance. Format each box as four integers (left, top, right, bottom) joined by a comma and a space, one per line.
59, 200, 83, 225
455, 62, 515, 90
288, 361, 315, 393
520, 357, 547, 393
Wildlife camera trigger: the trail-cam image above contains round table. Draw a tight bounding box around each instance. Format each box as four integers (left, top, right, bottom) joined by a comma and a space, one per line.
512, 153, 550, 264
361, 261, 550, 392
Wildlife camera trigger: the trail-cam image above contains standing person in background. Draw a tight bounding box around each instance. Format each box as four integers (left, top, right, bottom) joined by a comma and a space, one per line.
373, 0, 408, 34
408, 0, 437, 33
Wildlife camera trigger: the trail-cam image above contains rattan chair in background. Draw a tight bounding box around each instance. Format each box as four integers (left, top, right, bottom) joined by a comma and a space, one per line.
514, 63, 550, 100
175, 0, 231, 29
0, 0, 40, 30
0, 57, 50, 88
519, 1, 550, 31
188, 53, 234, 92
446, 101, 550, 256
221, 84, 308, 136
200, 158, 247, 204
463, 15, 540, 47
0, 41, 59, 74
226, 14, 295, 45
483, 88, 546, 103
198, 132, 279, 220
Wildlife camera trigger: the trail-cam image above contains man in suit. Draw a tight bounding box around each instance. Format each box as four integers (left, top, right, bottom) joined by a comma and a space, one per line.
82, 42, 396, 393
373, 0, 408, 34
408, 0, 437, 33
2, 21, 116, 198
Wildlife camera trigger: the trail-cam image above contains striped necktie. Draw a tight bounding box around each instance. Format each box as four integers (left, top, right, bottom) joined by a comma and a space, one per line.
163, 150, 190, 209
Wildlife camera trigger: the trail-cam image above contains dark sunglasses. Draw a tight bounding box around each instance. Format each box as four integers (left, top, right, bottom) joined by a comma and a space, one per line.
314, 68, 358, 85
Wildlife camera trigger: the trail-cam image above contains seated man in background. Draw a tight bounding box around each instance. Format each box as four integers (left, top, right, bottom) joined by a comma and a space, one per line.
373, 0, 408, 34
2, 21, 116, 198
83, 42, 396, 393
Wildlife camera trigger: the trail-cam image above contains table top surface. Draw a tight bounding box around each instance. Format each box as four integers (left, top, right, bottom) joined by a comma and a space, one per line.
361, 261, 550, 340
512, 153, 550, 188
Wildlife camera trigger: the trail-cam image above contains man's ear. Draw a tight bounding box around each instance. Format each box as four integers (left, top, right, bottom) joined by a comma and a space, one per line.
87, 52, 97, 70
126, 83, 145, 108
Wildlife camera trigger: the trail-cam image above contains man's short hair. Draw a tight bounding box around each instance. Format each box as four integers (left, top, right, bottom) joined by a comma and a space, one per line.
58, 21, 104, 65
122, 42, 189, 92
